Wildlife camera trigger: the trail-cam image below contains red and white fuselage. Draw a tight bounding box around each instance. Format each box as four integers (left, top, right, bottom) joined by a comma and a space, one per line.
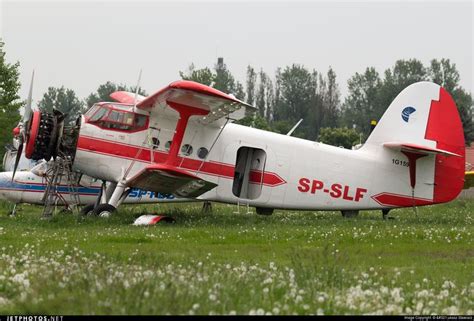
71, 81, 465, 212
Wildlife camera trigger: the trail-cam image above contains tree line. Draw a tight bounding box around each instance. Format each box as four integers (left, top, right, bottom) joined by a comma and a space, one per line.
180, 58, 474, 146
1, 38, 473, 169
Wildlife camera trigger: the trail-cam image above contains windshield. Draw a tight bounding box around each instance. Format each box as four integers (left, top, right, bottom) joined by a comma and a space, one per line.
86, 104, 148, 132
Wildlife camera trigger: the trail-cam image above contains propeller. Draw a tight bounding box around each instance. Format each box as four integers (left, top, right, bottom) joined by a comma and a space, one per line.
12, 71, 35, 180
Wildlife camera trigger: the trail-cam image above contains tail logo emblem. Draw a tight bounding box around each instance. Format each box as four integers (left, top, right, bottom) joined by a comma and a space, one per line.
401, 106, 416, 122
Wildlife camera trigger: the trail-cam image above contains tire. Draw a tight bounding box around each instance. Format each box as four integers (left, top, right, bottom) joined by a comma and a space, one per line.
341, 210, 359, 218
80, 204, 95, 216
92, 204, 116, 218
256, 207, 274, 216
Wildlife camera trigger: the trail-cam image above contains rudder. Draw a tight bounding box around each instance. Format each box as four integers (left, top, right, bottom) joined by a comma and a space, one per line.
362, 82, 465, 204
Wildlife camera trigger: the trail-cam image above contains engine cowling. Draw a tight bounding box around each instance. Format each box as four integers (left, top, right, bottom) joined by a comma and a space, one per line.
24, 110, 64, 161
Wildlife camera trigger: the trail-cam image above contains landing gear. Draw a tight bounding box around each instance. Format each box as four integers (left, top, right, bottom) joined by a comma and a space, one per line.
9, 203, 18, 216
202, 201, 212, 213
80, 204, 95, 216
256, 207, 274, 215
85, 181, 128, 217
382, 208, 394, 220
341, 210, 359, 218
92, 204, 116, 217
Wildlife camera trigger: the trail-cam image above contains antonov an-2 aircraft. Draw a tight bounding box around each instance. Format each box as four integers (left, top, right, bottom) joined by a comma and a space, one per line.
11, 77, 466, 218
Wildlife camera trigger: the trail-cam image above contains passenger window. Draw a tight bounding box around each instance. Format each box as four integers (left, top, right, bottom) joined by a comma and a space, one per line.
165, 141, 172, 151
197, 147, 209, 159
152, 138, 160, 149
181, 144, 193, 156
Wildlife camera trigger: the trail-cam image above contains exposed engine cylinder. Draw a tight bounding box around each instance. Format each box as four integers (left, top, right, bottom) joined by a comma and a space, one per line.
24, 109, 77, 162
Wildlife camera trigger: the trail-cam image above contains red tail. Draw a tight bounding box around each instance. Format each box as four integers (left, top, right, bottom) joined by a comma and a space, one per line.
425, 88, 465, 203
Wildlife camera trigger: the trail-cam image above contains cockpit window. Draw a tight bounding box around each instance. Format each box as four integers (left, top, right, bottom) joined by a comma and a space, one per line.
85, 104, 148, 132
89, 106, 108, 122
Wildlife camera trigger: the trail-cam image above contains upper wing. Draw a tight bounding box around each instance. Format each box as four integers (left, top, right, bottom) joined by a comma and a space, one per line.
136, 80, 255, 126
118, 81, 255, 198
110, 91, 146, 104
127, 164, 217, 198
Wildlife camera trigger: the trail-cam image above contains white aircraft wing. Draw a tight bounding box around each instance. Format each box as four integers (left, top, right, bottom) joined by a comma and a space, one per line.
116, 81, 255, 198
136, 80, 255, 126
126, 163, 217, 198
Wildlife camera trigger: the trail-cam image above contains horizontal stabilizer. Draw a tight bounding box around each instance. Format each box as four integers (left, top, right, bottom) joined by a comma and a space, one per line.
127, 164, 217, 198
383, 142, 461, 157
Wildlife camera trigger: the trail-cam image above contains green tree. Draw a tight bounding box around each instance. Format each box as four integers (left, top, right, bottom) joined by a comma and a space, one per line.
235, 115, 271, 131
378, 59, 428, 116
180, 60, 244, 100
245, 66, 257, 107
321, 67, 340, 128
341, 67, 382, 135
342, 58, 472, 144
274, 64, 319, 139
214, 59, 245, 100
429, 58, 460, 92
0, 39, 22, 170
451, 88, 474, 144
179, 63, 215, 86
273, 64, 340, 140
38, 87, 84, 125
272, 120, 293, 136
318, 127, 361, 149
255, 70, 274, 120
428, 59, 473, 144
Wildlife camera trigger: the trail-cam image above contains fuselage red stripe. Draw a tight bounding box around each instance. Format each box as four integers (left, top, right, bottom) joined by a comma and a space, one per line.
371, 192, 433, 207
77, 135, 286, 187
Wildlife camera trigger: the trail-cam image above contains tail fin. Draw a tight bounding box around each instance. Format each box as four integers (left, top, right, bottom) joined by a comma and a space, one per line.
362, 81, 465, 204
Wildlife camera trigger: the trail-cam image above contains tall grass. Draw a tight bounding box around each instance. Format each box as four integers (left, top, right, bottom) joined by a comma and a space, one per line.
0, 200, 472, 314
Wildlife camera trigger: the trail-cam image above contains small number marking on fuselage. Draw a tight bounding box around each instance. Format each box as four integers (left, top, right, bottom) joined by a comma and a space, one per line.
392, 158, 409, 167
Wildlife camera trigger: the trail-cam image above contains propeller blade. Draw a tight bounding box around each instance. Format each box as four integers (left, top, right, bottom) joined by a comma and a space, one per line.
23, 70, 35, 125
12, 136, 24, 180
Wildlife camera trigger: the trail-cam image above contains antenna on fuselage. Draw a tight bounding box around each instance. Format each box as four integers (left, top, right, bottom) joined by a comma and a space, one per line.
286, 119, 303, 136
133, 69, 142, 112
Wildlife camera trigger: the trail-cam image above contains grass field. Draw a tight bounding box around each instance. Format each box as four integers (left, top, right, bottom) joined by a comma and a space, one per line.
0, 199, 473, 315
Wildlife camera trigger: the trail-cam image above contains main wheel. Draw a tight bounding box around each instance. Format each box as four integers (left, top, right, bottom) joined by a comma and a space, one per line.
256, 207, 274, 215
92, 204, 116, 217
80, 204, 95, 216
341, 210, 359, 218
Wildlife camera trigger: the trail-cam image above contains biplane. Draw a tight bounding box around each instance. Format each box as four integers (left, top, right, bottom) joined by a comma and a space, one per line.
11, 75, 466, 219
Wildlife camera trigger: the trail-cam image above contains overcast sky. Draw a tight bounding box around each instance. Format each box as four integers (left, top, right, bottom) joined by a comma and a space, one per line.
1, 0, 472, 106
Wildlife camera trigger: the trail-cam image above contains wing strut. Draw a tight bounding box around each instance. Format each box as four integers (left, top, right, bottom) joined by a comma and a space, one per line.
196, 117, 230, 174
400, 151, 427, 189
165, 102, 208, 166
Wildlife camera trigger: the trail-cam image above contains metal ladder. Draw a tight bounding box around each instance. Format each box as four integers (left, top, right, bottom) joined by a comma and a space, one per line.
41, 157, 80, 218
